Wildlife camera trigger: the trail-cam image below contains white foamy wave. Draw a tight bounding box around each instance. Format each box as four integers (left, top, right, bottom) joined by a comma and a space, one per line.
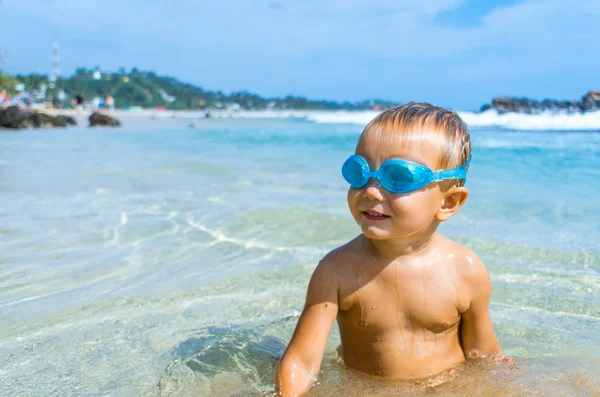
219, 110, 307, 119
147, 109, 308, 120
130, 108, 600, 130
306, 109, 600, 131
304, 110, 381, 125
460, 110, 600, 131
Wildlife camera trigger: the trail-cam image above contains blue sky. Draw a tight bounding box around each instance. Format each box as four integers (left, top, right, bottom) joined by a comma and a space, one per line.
1, 0, 599, 110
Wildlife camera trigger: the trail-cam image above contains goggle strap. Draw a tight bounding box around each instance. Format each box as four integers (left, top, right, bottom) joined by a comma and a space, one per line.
431, 155, 472, 182
432, 169, 467, 182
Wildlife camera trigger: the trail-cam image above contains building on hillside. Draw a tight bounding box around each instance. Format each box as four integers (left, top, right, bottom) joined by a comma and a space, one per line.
158, 89, 176, 103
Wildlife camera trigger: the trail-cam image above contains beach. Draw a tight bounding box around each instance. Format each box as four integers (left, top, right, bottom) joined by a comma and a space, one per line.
41, 106, 600, 131
0, 114, 599, 396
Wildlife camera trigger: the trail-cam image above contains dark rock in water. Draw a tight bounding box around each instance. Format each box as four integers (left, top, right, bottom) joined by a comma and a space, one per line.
29, 112, 68, 128
480, 90, 600, 114
487, 97, 540, 114
0, 106, 27, 129
581, 90, 600, 112
55, 115, 77, 126
89, 112, 121, 127
0, 106, 69, 129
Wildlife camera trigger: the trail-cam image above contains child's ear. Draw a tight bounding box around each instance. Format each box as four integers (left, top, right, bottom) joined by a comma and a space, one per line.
435, 186, 469, 223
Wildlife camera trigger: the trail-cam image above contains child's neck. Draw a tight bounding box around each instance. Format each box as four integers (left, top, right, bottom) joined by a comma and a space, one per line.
364, 233, 436, 261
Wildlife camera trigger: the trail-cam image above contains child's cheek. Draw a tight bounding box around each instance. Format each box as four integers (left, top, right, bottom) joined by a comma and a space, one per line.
390, 191, 440, 222
389, 195, 415, 215
347, 188, 362, 216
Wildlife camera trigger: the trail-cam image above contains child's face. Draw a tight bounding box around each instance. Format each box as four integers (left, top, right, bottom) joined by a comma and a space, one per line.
347, 130, 446, 241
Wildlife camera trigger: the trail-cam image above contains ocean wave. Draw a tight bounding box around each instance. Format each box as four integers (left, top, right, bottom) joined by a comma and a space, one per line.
147, 108, 600, 131
306, 109, 600, 131
304, 110, 380, 125
460, 110, 600, 131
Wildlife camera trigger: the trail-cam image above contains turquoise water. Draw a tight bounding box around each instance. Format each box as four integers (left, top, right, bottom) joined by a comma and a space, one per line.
0, 118, 599, 396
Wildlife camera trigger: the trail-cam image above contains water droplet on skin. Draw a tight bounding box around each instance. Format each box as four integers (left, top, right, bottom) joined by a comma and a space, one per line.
371, 305, 376, 310
359, 320, 366, 327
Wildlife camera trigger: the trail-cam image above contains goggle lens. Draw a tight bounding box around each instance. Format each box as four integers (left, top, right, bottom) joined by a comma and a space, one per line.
381, 163, 414, 191
342, 157, 367, 187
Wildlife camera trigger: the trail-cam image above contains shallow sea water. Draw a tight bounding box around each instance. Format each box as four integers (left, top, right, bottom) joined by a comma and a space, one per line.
0, 117, 599, 396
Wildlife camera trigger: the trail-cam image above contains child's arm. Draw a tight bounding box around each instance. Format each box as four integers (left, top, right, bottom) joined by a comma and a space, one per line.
460, 254, 505, 361
275, 257, 339, 397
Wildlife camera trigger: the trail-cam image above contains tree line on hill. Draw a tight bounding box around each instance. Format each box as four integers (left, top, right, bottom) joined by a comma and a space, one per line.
1, 68, 399, 111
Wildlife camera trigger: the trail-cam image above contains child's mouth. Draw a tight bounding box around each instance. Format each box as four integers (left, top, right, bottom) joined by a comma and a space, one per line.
362, 211, 390, 221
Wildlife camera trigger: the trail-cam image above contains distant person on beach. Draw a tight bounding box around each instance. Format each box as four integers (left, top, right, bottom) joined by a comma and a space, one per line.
105, 95, 115, 110
276, 103, 510, 396
74, 93, 85, 112
0, 89, 8, 107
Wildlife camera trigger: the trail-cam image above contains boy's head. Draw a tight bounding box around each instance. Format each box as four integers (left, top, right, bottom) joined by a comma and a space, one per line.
346, 102, 472, 242
359, 102, 471, 191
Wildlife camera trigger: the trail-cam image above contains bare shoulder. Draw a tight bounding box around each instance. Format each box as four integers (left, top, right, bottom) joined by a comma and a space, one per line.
436, 234, 489, 278
309, 236, 364, 295
315, 235, 363, 275
436, 235, 492, 306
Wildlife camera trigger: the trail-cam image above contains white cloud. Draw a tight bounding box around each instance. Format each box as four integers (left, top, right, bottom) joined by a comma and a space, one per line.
5, 0, 598, 61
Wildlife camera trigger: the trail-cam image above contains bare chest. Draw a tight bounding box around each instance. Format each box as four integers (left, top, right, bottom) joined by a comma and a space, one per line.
338, 266, 466, 334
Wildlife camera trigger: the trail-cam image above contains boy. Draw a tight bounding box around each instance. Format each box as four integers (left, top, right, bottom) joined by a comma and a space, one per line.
276, 103, 506, 396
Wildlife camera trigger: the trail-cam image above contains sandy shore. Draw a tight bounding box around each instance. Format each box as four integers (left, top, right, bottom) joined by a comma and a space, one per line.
44, 108, 299, 119
38, 108, 208, 130
36, 108, 311, 131
1, 106, 310, 131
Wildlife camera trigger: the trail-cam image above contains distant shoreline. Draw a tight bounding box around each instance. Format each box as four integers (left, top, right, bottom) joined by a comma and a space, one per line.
3, 106, 600, 132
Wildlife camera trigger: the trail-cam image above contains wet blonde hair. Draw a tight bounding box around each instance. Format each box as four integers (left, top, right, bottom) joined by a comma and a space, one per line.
359, 102, 471, 191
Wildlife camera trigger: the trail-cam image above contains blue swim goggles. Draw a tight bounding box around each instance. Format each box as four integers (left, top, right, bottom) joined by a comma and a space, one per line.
342, 155, 472, 193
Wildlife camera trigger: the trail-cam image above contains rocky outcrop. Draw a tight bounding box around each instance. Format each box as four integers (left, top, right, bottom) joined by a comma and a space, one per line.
29, 112, 68, 127
55, 115, 77, 126
0, 106, 71, 129
581, 91, 600, 111
0, 106, 28, 129
89, 112, 121, 127
481, 91, 600, 114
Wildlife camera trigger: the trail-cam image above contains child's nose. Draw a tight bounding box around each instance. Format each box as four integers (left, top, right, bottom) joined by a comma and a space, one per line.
363, 180, 384, 201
